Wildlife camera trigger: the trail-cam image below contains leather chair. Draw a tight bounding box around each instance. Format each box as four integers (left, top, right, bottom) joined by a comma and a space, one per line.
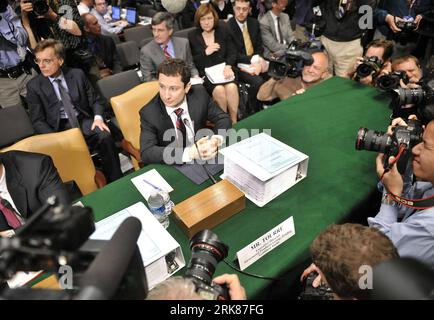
0, 104, 35, 149
1, 128, 105, 196
111, 81, 159, 170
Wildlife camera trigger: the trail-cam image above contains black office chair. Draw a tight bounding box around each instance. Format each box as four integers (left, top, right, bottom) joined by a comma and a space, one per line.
96, 69, 142, 104
116, 41, 140, 70
139, 36, 154, 49
124, 26, 153, 47
137, 3, 157, 18
173, 27, 195, 39
107, 33, 121, 45
0, 104, 35, 149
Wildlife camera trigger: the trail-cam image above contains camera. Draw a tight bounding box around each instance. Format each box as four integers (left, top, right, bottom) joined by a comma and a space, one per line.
376, 71, 410, 91
268, 40, 324, 79
28, 0, 50, 16
0, 0, 8, 13
184, 229, 230, 300
356, 56, 383, 79
298, 272, 333, 300
396, 19, 417, 32
393, 80, 434, 106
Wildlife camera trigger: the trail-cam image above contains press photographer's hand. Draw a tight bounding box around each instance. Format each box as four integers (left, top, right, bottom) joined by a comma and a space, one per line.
213, 274, 246, 300
376, 153, 404, 196
300, 263, 323, 288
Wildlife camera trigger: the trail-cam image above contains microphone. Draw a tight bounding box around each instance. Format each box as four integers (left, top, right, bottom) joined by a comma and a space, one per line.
75, 217, 143, 300
183, 118, 218, 184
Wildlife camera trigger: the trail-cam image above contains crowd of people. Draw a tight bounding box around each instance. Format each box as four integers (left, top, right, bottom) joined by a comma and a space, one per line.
1, 0, 434, 300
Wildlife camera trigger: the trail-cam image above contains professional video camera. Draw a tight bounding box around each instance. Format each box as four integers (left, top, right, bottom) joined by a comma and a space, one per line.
356, 56, 383, 79
355, 119, 423, 172
184, 229, 230, 300
268, 40, 324, 79
376, 71, 410, 91
0, 197, 147, 300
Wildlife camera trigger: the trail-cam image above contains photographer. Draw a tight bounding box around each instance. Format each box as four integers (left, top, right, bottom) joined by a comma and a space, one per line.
146, 274, 246, 300
349, 39, 394, 86
0, 0, 36, 108
300, 223, 398, 300
257, 50, 329, 102
368, 117, 434, 268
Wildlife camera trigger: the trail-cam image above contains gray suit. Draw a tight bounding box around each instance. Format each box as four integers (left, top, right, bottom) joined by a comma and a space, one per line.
139, 37, 199, 82
259, 11, 294, 59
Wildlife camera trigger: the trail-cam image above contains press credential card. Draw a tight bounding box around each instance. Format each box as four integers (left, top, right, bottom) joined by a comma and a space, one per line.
236, 217, 295, 270
131, 169, 174, 201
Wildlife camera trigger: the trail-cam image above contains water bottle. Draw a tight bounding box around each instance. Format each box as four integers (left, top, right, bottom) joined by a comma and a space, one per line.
147, 189, 170, 228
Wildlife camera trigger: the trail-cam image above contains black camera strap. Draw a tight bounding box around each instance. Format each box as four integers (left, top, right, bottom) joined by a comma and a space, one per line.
388, 190, 434, 210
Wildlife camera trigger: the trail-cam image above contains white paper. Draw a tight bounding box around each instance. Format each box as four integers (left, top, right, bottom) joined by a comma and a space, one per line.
7, 271, 43, 288
190, 77, 205, 85
205, 62, 235, 84
236, 217, 295, 270
131, 169, 174, 201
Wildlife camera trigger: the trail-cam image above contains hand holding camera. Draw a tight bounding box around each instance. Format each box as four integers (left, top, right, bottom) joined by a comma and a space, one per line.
213, 274, 246, 300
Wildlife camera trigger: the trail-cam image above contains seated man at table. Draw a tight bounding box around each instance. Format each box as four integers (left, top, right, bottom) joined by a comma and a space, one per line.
257, 51, 330, 102
139, 58, 231, 165
0, 150, 70, 238
300, 223, 398, 300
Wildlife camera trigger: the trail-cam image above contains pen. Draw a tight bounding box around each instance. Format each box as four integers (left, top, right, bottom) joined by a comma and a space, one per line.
143, 179, 161, 191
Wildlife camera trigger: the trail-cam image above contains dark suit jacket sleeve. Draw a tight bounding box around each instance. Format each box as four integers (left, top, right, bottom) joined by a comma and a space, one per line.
188, 29, 208, 74
80, 70, 104, 117
223, 28, 237, 67
26, 78, 55, 134
37, 155, 71, 205
206, 97, 232, 135
109, 37, 123, 74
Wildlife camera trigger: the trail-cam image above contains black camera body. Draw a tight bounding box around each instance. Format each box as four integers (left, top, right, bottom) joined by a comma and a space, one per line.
356, 56, 383, 79
268, 40, 323, 79
396, 20, 417, 32
393, 80, 434, 106
298, 272, 334, 300
184, 230, 230, 300
376, 71, 410, 91
28, 0, 50, 16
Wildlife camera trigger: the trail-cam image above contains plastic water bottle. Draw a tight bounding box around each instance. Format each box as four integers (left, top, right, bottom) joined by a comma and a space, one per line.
147, 189, 171, 228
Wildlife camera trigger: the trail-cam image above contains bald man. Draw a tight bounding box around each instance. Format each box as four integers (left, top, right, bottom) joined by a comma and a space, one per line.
257, 51, 330, 102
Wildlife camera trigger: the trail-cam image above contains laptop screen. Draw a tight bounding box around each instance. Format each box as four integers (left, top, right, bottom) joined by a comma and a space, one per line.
126, 7, 136, 24
112, 6, 120, 20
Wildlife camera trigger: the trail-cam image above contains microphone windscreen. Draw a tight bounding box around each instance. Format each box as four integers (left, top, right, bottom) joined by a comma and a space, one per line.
161, 0, 188, 14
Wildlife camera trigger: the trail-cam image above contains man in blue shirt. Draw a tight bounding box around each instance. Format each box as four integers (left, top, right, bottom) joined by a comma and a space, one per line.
368, 118, 434, 269
0, 2, 35, 108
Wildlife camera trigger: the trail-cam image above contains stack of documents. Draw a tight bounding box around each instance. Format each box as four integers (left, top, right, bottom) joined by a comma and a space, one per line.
220, 133, 309, 207
205, 62, 235, 84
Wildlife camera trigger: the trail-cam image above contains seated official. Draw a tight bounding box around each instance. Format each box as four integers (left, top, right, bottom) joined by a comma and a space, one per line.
82, 13, 122, 79
26, 39, 123, 183
368, 118, 434, 268
91, 0, 127, 36
300, 224, 398, 300
0, 150, 70, 238
348, 39, 394, 86
257, 51, 330, 102
140, 11, 199, 82
139, 58, 231, 165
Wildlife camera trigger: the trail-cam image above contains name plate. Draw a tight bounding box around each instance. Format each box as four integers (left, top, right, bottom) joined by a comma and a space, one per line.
236, 217, 295, 270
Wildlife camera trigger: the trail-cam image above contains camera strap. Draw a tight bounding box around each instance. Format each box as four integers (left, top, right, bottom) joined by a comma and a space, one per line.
387, 189, 434, 210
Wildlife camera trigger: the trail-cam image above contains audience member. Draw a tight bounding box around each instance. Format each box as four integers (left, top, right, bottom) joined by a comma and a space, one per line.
259, 0, 294, 60
140, 11, 198, 82
300, 223, 399, 300
188, 3, 239, 123
139, 58, 231, 165
211, 0, 234, 20
180, 0, 201, 29
0, 2, 36, 108
91, 0, 127, 36
0, 150, 70, 238
257, 51, 329, 101
82, 13, 122, 79
78, 0, 94, 15
368, 118, 434, 268
26, 39, 122, 182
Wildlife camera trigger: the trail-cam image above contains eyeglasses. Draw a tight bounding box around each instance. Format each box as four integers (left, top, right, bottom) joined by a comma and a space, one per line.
34, 58, 55, 66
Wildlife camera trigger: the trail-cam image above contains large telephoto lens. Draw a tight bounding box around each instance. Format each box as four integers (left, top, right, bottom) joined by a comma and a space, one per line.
355, 128, 391, 152
395, 87, 425, 105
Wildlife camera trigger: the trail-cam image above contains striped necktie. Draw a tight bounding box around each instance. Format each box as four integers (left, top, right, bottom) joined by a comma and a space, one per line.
163, 44, 172, 60
174, 108, 187, 147
0, 195, 22, 229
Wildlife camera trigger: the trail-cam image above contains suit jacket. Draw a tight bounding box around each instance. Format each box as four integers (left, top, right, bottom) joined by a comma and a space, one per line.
139, 85, 231, 165
0, 150, 70, 231
227, 16, 264, 64
259, 11, 294, 59
139, 37, 199, 82
26, 67, 105, 134
89, 34, 122, 74
188, 24, 237, 77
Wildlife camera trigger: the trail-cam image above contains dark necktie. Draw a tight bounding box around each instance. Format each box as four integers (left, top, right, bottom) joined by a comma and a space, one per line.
163, 44, 171, 60
55, 79, 79, 128
0, 195, 22, 229
276, 16, 283, 44
174, 108, 187, 148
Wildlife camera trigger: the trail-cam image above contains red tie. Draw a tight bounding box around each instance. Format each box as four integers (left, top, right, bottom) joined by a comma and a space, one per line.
174, 108, 187, 147
163, 44, 171, 60
0, 195, 22, 229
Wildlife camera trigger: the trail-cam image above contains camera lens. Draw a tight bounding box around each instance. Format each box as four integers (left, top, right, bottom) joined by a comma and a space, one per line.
184, 230, 229, 285
356, 128, 391, 153
33, 0, 49, 16
397, 88, 425, 105
377, 75, 399, 91
356, 63, 374, 78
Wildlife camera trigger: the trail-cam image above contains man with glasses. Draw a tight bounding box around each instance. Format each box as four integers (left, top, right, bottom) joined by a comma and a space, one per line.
26, 39, 122, 182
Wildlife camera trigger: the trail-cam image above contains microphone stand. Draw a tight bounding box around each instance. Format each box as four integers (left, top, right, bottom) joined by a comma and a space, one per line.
183, 118, 217, 184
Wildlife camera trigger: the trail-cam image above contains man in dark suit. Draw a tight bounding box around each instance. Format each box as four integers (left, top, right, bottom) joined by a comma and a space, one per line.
0, 150, 70, 237
82, 13, 122, 79
228, 0, 269, 114
140, 59, 231, 165
26, 39, 122, 182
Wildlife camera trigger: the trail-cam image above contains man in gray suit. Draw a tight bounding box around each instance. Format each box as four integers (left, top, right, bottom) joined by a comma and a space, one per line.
259, 0, 295, 59
140, 12, 199, 82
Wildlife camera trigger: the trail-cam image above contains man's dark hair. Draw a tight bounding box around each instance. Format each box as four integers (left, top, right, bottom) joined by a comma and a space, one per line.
151, 11, 175, 30
366, 39, 394, 62
157, 58, 191, 86
310, 223, 399, 300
